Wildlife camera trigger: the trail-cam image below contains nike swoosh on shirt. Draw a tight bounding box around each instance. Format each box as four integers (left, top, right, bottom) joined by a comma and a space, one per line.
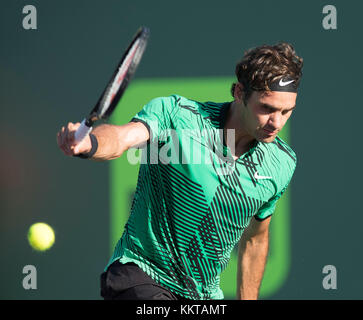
254, 171, 272, 180
279, 79, 295, 86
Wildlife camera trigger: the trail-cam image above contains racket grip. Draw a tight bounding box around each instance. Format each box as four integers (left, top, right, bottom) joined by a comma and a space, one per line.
74, 119, 93, 144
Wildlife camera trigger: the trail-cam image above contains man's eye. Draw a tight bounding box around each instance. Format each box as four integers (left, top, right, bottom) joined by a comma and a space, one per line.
282, 109, 292, 116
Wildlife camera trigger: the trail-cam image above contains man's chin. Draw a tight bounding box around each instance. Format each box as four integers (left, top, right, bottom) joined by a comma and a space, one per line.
258, 135, 277, 143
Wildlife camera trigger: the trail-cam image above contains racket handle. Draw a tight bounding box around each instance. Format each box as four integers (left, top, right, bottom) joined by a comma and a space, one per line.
74, 119, 93, 144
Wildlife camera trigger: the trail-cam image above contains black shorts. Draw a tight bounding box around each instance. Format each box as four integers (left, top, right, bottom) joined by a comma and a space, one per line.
100, 260, 187, 300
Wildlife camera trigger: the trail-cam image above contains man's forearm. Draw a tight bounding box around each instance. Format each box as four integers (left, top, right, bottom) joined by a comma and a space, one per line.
57, 120, 149, 160
90, 124, 128, 161
236, 234, 269, 300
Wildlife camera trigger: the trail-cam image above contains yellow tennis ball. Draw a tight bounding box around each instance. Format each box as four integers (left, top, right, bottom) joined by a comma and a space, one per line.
28, 223, 55, 251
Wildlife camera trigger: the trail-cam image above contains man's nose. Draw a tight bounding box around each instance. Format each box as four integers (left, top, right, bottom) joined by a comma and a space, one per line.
268, 112, 282, 129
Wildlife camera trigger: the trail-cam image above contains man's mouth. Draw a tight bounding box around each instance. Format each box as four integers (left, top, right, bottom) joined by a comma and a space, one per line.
262, 128, 278, 136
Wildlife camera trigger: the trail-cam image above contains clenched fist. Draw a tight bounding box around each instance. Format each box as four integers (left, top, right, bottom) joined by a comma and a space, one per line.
57, 122, 92, 157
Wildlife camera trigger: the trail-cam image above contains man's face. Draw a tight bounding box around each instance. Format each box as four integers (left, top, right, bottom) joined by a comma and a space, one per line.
240, 90, 297, 143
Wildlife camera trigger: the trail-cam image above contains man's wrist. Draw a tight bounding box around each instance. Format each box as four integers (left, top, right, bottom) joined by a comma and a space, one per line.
75, 133, 98, 159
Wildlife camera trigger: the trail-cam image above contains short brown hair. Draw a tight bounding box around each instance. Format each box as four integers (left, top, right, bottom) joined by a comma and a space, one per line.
231, 42, 303, 102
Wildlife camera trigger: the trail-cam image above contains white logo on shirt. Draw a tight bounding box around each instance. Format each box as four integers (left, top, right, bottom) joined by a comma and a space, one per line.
254, 171, 272, 180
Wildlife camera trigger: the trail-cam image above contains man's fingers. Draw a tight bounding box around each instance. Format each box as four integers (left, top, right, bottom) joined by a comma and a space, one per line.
66, 122, 80, 145
67, 130, 75, 145
60, 126, 66, 147
57, 122, 87, 157
62, 126, 73, 154
63, 127, 70, 150
73, 145, 80, 154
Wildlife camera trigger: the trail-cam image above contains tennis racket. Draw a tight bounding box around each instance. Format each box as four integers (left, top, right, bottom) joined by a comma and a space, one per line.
74, 26, 150, 144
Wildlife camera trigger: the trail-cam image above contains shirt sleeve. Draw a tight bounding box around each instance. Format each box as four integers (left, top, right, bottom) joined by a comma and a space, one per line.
130, 95, 179, 144
254, 184, 288, 221
254, 147, 297, 221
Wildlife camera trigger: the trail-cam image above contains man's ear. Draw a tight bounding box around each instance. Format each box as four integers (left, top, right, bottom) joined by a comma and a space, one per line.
234, 82, 247, 105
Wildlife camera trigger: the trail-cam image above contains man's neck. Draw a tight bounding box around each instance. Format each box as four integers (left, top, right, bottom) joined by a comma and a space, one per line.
224, 101, 256, 158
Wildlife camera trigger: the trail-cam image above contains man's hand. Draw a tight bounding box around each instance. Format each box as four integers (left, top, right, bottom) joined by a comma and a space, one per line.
57, 122, 92, 157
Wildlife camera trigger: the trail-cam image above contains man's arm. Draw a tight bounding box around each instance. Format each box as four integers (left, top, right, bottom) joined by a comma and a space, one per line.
236, 216, 271, 300
57, 121, 149, 161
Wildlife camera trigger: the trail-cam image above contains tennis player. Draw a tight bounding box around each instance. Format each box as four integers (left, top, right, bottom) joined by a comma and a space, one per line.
57, 42, 303, 300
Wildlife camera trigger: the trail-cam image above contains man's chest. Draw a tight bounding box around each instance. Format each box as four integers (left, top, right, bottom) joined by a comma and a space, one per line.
156, 125, 278, 204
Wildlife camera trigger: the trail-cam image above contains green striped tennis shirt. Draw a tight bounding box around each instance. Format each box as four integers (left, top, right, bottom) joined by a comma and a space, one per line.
106, 95, 297, 299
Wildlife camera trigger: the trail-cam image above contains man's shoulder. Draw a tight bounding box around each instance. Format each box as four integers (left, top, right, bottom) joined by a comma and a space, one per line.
149, 94, 226, 109
157, 95, 228, 125
170, 95, 225, 110
261, 136, 297, 190
146, 95, 203, 111
267, 136, 297, 164
146, 94, 181, 107
261, 136, 297, 183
